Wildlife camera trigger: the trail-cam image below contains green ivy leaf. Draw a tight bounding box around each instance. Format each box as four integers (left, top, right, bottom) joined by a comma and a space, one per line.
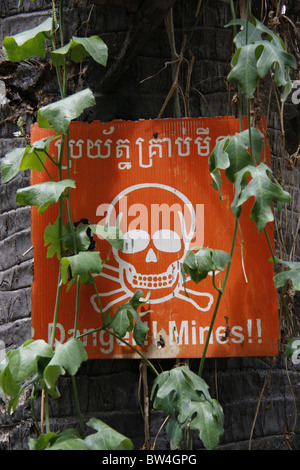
151, 366, 224, 450
28, 432, 57, 451
63, 222, 93, 254
226, 16, 285, 49
0, 340, 53, 399
1, 147, 26, 183
84, 418, 134, 450
1, 136, 59, 183
226, 16, 296, 101
228, 40, 296, 100
16, 179, 76, 213
208, 137, 230, 196
61, 251, 103, 284
208, 128, 263, 197
189, 399, 224, 450
20, 135, 60, 172
2, 17, 52, 62
33, 420, 134, 450
48, 437, 89, 450
231, 163, 291, 231
273, 260, 300, 291
48, 429, 89, 450
44, 217, 61, 259
50, 36, 108, 67
90, 224, 124, 251
110, 290, 150, 347
43, 338, 88, 391
44, 219, 93, 259
183, 248, 231, 284
38, 88, 96, 134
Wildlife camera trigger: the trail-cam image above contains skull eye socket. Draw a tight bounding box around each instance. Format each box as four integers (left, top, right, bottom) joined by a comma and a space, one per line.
153, 230, 181, 253
122, 230, 150, 253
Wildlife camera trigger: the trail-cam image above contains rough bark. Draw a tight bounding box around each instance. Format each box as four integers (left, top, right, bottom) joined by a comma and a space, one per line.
0, 0, 299, 450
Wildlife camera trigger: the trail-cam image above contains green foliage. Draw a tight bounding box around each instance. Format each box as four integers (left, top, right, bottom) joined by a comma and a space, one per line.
208, 128, 263, 197
43, 338, 88, 391
16, 179, 76, 213
84, 418, 134, 450
19, 136, 60, 171
228, 16, 286, 49
1, 136, 60, 184
61, 251, 103, 284
2, 17, 52, 62
231, 163, 291, 231
0, 340, 53, 409
0, 338, 88, 410
90, 224, 124, 251
28, 418, 134, 450
0, 5, 138, 451
44, 218, 92, 259
151, 366, 224, 450
50, 36, 108, 67
226, 17, 296, 100
1, 147, 26, 183
110, 290, 151, 347
38, 88, 96, 134
183, 248, 231, 284
1, 3, 297, 453
273, 259, 300, 291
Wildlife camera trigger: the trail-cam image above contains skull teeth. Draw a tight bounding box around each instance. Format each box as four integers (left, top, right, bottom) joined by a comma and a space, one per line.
125, 266, 178, 289
132, 273, 174, 289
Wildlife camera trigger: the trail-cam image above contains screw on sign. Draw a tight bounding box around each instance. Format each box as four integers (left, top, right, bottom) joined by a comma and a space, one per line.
30, 117, 279, 360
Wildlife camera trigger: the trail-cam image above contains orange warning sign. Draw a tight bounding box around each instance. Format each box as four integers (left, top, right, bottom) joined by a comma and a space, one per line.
31, 117, 279, 359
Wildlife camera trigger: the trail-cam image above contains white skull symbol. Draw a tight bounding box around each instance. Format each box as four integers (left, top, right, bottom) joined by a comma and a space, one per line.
106, 184, 196, 303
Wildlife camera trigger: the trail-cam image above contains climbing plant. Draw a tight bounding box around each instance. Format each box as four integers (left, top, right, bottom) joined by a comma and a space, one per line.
0, 0, 224, 451
0, 0, 299, 451
181, 4, 300, 378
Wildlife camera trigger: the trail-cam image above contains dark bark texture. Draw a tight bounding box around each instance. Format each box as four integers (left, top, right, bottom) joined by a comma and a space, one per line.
0, 0, 300, 450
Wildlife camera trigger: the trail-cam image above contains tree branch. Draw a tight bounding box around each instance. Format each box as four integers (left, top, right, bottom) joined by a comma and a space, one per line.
98, 0, 178, 93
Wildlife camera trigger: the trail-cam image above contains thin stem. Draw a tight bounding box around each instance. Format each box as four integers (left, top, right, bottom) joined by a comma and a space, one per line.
198, 218, 239, 376
264, 227, 277, 266
90, 277, 159, 375
49, 35, 64, 96
42, 149, 59, 167
59, 0, 64, 46
31, 385, 41, 433
33, 150, 55, 181
50, 270, 62, 348
229, 0, 236, 34
245, 1, 250, 44
57, 134, 65, 257
73, 276, 81, 336
91, 276, 104, 323
104, 328, 160, 377
71, 375, 86, 437
198, 290, 223, 377
229, 0, 243, 131
78, 327, 160, 377
44, 388, 51, 434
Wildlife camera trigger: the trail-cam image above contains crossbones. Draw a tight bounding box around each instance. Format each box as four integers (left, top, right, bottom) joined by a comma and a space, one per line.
90, 184, 215, 313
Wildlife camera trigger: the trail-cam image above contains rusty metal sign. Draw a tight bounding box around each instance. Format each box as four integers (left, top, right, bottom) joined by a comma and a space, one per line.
31, 117, 279, 359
